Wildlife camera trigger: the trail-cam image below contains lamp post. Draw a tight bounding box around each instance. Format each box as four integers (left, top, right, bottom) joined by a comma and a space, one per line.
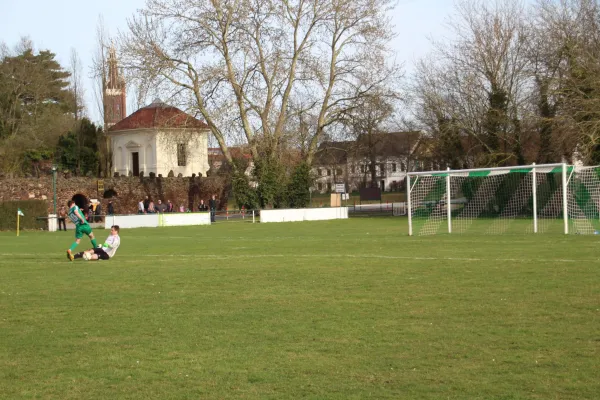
52, 165, 57, 214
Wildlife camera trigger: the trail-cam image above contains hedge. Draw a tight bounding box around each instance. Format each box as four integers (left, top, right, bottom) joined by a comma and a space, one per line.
0, 200, 49, 231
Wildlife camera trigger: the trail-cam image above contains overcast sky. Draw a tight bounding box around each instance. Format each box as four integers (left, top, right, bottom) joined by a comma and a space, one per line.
0, 0, 456, 124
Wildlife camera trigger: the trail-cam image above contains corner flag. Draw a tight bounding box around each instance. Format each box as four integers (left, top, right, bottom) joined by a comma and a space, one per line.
16, 208, 24, 237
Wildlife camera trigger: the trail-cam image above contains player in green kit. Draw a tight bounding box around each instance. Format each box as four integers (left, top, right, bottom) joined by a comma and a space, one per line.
66, 200, 98, 261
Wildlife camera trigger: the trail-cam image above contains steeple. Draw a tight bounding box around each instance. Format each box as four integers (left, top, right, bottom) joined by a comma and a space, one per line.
103, 45, 126, 128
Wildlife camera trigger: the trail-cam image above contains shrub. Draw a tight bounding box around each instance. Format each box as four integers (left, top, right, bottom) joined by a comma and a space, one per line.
287, 162, 313, 208
0, 200, 48, 231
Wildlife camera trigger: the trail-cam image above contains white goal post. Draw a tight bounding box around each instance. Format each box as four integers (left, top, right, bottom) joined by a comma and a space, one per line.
407, 163, 600, 235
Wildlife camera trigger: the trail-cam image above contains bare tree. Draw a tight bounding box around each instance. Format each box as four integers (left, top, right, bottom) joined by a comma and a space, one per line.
119, 0, 399, 174
410, 0, 531, 167
530, 0, 600, 164
90, 15, 113, 177
69, 48, 85, 121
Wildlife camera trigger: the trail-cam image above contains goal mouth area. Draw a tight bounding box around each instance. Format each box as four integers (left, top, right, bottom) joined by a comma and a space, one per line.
406, 163, 600, 236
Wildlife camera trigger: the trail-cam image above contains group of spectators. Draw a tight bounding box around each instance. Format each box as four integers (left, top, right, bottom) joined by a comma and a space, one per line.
137, 195, 218, 222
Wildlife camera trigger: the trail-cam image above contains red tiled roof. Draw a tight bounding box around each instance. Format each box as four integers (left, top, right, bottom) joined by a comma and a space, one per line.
109, 100, 208, 132
208, 147, 253, 160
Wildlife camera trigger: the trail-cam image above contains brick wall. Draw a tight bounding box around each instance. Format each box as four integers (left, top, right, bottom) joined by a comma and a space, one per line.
0, 175, 228, 216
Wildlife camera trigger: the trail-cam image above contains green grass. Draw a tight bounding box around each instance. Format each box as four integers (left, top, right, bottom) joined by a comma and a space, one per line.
0, 219, 599, 399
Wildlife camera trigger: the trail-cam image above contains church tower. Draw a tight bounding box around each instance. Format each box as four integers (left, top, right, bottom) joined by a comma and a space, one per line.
103, 47, 126, 128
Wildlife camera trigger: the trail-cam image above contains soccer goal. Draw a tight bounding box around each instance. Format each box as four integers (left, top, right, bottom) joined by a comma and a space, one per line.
407, 163, 600, 235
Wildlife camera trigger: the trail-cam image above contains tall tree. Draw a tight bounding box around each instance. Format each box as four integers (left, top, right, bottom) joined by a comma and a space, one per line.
410, 0, 531, 167
55, 118, 101, 176
69, 48, 85, 121
120, 0, 398, 166
0, 39, 75, 176
536, 0, 600, 163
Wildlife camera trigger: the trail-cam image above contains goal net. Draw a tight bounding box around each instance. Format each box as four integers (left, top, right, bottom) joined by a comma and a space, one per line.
407, 163, 600, 235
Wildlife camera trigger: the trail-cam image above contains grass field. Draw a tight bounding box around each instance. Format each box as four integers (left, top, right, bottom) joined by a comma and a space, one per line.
1, 219, 599, 399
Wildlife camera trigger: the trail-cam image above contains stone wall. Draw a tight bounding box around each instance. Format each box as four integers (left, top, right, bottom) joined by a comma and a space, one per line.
0, 174, 228, 216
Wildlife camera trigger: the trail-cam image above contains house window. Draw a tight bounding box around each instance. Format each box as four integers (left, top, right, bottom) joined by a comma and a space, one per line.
351, 165, 356, 174
318, 183, 323, 190
336, 168, 342, 176
392, 163, 397, 172
317, 168, 322, 176
327, 182, 332, 191
327, 169, 331, 176
361, 165, 365, 173
177, 143, 187, 166
401, 162, 406, 171
380, 163, 385, 173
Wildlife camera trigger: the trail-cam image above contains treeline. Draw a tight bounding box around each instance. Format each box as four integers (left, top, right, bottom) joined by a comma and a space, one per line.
0, 39, 106, 177
409, 0, 600, 168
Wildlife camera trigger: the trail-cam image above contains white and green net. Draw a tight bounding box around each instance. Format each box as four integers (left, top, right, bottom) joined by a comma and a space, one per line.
407, 163, 600, 235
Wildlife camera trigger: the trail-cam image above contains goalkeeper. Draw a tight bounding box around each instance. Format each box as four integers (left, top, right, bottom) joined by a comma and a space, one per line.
73, 225, 121, 261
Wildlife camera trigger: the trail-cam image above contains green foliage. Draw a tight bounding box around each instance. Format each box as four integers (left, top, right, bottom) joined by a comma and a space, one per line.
0, 200, 48, 230
231, 172, 259, 210
252, 157, 287, 209
228, 158, 314, 210
0, 43, 75, 176
55, 118, 101, 176
287, 162, 313, 208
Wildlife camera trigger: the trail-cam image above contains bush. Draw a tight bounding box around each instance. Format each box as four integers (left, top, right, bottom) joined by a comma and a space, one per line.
232, 172, 259, 210
287, 162, 313, 208
0, 200, 48, 231
253, 158, 286, 208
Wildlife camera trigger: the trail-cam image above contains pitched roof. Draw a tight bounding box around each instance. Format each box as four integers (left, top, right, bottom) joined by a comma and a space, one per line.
313, 132, 423, 165
108, 99, 209, 132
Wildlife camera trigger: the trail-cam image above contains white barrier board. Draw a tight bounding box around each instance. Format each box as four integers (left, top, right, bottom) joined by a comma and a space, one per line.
103, 213, 211, 229
104, 214, 159, 229
160, 212, 211, 226
260, 207, 348, 223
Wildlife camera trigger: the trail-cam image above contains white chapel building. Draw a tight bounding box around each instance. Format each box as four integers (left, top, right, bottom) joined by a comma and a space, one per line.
107, 99, 210, 177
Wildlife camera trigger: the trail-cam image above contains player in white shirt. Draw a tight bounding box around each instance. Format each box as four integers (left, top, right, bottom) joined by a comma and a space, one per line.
73, 225, 121, 261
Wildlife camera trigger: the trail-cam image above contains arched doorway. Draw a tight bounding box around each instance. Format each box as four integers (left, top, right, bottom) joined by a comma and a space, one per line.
103, 189, 118, 199
71, 193, 88, 210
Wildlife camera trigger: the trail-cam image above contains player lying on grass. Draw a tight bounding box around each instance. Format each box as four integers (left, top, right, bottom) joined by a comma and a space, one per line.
72, 225, 120, 261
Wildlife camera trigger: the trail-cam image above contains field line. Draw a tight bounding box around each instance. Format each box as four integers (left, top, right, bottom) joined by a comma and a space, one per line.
0, 253, 598, 264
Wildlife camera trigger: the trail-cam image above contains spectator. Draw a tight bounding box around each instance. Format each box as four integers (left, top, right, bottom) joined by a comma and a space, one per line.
58, 205, 67, 231
155, 199, 167, 213
138, 199, 145, 214
198, 199, 208, 212
167, 200, 174, 213
107, 201, 115, 215
94, 203, 103, 222
179, 204, 185, 213
87, 204, 94, 222
143, 195, 150, 213
209, 194, 217, 223
148, 200, 156, 213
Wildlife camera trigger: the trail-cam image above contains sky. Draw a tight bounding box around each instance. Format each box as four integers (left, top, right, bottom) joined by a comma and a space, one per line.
0, 0, 456, 124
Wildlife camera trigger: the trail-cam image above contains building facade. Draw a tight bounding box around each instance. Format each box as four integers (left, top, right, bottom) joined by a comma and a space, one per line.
312, 132, 423, 193
108, 100, 210, 177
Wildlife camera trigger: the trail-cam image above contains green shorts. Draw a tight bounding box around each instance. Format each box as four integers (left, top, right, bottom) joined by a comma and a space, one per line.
75, 224, 93, 239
